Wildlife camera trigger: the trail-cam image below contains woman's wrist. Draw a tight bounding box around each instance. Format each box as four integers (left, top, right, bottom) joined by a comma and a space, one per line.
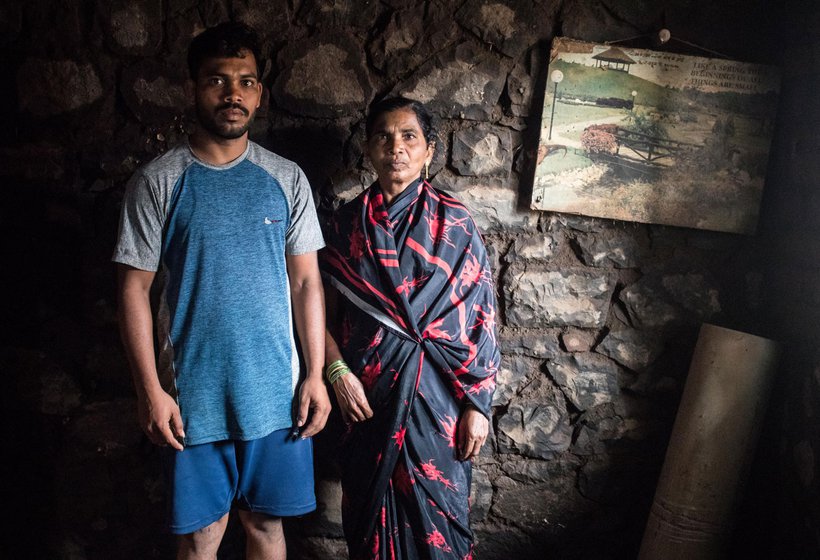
325, 359, 351, 384
463, 402, 489, 419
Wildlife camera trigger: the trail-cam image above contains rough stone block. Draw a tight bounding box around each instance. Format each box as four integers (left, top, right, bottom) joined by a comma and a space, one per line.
504, 265, 615, 328
455, 0, 556, 59
560, 0, 654, 44
596, 328, 664, 372
573, 229, 648, 268
396, 41, 512, 121
235, 0, 291, 47
326, 169, 371, 207
294, 0, 382, 29
493, 354, 538, 406
368, 4, 461, 78
470, 467, 493, 522
570, 401, 653, 456
99, 0, 163, 56
473, 526, 538, 560
505, 46, 548, 118
498, 327, 561, 358
619, 280, 679, 329
497, 401, 572, 459
121, 60, 187, 123
500, 455, 583, 484
483, 236, 504, 278
620, 274, 721, 329
18, 59, 104, 117
273, 32, 373, 118
560, 328, 597, 353
547, 353, 621, 411
549, 213, 606, 233
197, 0, 230, 27
505, 233, 559, 262
456, 183, 539, 231
662, 273, 722, 316
451, 125, 513, 177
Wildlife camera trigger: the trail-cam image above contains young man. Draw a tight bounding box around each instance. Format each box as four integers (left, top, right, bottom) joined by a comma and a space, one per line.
113, 22, 330, 559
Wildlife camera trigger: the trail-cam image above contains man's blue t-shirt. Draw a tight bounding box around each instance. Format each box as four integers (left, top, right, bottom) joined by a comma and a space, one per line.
113, 141, 325, 445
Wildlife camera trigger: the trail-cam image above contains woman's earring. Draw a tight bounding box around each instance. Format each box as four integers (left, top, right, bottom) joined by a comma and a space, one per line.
424, 161, 430, 181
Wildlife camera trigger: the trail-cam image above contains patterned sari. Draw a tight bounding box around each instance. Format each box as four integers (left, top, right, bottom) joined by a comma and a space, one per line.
320, 179, 499, 559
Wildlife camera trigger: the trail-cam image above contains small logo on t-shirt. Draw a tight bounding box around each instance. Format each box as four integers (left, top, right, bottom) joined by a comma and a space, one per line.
264, 217, 282, 224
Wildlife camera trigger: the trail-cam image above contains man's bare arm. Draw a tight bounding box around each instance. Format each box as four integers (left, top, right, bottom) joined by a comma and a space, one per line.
286, 252, 331, 438
117, 264, 184, 450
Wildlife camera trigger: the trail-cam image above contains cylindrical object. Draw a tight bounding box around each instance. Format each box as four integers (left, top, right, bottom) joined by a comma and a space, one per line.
639, 323, 780, 560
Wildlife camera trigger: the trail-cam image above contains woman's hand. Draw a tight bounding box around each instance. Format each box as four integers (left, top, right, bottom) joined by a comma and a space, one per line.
332, 373, 374, 424
324, 286, 373, 424
457, 407, 489, 460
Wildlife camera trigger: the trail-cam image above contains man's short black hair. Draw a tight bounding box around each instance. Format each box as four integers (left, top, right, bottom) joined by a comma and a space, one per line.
187, 21, 263, 80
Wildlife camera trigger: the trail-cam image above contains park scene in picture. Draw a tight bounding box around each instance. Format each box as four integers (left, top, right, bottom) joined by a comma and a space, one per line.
531, 37, 780, 234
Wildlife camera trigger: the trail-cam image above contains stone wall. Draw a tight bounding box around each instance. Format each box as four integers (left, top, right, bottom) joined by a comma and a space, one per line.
1, 1, 813, 559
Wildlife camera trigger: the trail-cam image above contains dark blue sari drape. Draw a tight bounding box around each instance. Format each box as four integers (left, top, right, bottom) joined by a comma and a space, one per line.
321, 179, 499, 560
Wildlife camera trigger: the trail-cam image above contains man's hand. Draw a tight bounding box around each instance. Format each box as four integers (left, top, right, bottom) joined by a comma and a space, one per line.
457, 407, 489, 460
296, 375, 331, 438
137, 388, 185, 451
118, 265, 185, 450
332, 373, 374, 424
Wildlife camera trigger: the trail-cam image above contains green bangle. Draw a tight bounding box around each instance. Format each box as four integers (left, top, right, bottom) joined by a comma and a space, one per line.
326, 359, 344, 371
325, 359, 351, 384
327, 366, 350, 385
325, 360, 345, 378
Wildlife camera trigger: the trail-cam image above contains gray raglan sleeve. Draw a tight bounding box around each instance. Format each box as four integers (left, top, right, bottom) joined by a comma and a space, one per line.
285, 166, 325, 255
111, 171, 165, 271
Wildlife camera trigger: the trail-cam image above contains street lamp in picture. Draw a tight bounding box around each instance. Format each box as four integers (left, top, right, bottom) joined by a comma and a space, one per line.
631, 90, 638, 111
547, 69, 564, 140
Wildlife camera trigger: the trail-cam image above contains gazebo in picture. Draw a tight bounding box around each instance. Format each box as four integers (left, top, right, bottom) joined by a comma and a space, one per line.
592, 47, 636, 73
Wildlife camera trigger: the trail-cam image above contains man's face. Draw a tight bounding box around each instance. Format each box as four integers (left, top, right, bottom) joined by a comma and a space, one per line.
193, 50, 262, 140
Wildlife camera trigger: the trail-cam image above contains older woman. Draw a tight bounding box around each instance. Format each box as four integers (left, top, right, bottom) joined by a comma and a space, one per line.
320, 97, 499, 559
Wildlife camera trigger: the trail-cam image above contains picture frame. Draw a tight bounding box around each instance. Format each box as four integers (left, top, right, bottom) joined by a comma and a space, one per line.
531, 37, 780, 235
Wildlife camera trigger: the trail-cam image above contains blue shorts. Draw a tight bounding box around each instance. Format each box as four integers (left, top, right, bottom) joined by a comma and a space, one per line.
161, 427, 316, 534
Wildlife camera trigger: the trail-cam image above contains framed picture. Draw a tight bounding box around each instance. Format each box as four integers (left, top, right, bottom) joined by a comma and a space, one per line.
531, 37, 780, 235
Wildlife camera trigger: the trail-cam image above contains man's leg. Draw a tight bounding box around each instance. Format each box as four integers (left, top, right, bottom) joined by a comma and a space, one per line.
176, 513, 230, 560
238, 510, 286, 560
234, 429, 316, 560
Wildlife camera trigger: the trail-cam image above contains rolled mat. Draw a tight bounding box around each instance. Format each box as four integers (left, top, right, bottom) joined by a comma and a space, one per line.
639, 323, 780, 560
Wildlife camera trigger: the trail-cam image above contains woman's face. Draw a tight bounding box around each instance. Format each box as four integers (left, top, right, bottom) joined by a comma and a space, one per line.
367, 108, 434, 194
